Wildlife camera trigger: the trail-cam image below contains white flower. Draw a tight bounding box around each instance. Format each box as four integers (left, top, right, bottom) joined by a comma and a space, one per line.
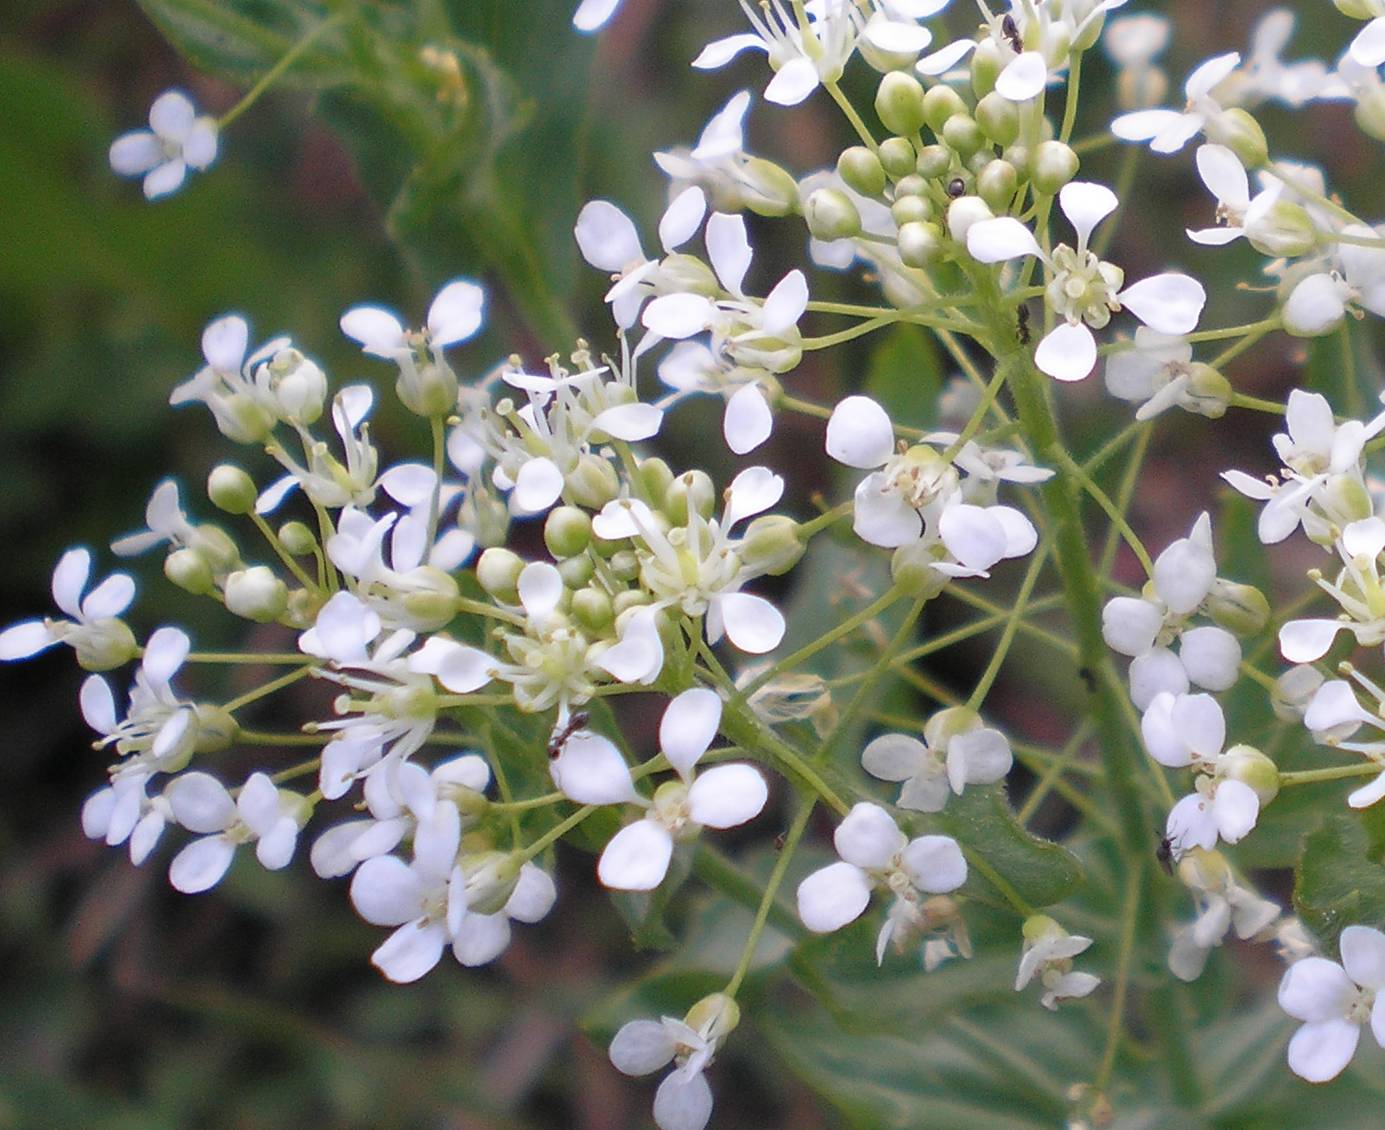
1111, 51, 1241, 154
258, 385, 381, 513
693, 0, 862, 107
109, 89, 218, 199
654, 90, 793, 217
610, 995, 740, 1130
1303, 676, 1385, 809
796, 802, 966, 959
1222, 10, 1336, 110
0, 548, 136, 670
166, 772, 308, 893
1015, 915, 1101, 1010
1168, 849, 1279, 981
1278, 925, 1385, 1082
861, 710, 1012, 813
1185, 144, 1287, 250
1280, 517, 1385, 664
967, 181, 1206, 381
1104, 328, 1220, 421
597, 689, 767, 891
1104, 14, 1170, 110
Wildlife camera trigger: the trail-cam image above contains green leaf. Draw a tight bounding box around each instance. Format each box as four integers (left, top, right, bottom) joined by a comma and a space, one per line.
1294, 811, 1385, 953
863, 324, 943, 427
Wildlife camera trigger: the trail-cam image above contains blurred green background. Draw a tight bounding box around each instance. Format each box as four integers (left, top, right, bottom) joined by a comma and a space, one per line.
4, 1, 1385, 1127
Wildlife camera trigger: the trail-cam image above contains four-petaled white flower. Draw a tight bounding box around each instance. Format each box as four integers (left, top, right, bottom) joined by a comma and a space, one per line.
0, 548, 136, 671
109, 90, 218, 200
1111, 51, 1241, 153
1303, 676, 1385, 809
1015, 915, 1101, 1010
861, 710, 1012, 813
166, 771, 308, 893
1168, 849, 1279, 982
1278, 925, 1385, 1082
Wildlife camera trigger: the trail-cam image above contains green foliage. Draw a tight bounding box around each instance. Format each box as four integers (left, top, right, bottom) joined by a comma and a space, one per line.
1295, 810, 1385, 953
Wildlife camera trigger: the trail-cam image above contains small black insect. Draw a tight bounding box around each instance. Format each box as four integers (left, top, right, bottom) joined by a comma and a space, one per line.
547, 711, 590, 759
1156, 830, 1187, 876
1016, 303, 1031, 345
1001, 14, 1022, 54
1079, 666, 1097, 693
946, 176, 965, 199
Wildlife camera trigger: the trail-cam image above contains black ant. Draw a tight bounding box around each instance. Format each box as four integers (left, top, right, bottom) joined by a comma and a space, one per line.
1016, 303, 1031, 345
1001, 14, 1022, 54
1156, 830, 1188, 876
547, 711, 590, 759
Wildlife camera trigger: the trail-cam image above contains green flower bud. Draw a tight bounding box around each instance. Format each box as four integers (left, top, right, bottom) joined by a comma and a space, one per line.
207, 465, 257, 515
970, 38, 1003, 98
1021, 913, 1064, 944
941, 114, 984, 156
286, 587, 321, 629
894, 173, 929, 198
467, 490, 512, 549
571, 587, 614, 633
665, 470, 717, 525
544, 506, 593, 559
1336, 0, 1375, 18
568, 453, 620, 510
897, 221, 944, 267
189, 524, 241, 576
217, 394, 276, 445
277, 521, 316, 557
878, 136, 917, 179
891, 195, 934, 226
977, 158, 1019, 211
193, 705, 239, 754
396, 358, 459, 419
889, 541, 949, 599
741, 157, 800, 217
684, 992, 741, 1043
1030, 140, 1080, 195
402, 567, 461, 632
557, 554, 595, 589
805, 187, 863, 241
263, 347, 327, 426
462, 850, 521, 915
1206, 579, 1271, 636
608, 549, 641, 582
975, 91, 1020, 147
1177, 847, 1230, 890
73, 619, 139, 672
1246, 201, 1317, 259
1354, 85, 1385, 143
1181, 363, 1233, 419
1272, 664, 1324, 723
1205, 108, 1268, 169
224, 566, 288, 623
1324, 473, 1374, 526
612, 589, 654, 617
876, 71, 928, 136
660, 252, 720, 296
638, 457, 676, 504
946, 194, 995, 243
838, 146, 887, 197
164, 547, 215, 595
476, 547, 524, 604
915, 144, 952, 179
1220, 743, 1279, 806
923, 83, 969, 134
740, 515, 806, 576
1002, 144, 1031, 179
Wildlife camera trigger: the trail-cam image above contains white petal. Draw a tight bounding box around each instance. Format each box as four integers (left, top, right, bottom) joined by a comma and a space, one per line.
255, 818, 298, 870
653, 1069, 714, 1130
916, 39, 976, 75
550, 732, 638, 805
182, 120, 217, 169
595, 607, 665, 684
512, 458, 566, 515
129, 811, 165, 864
1173, 692, 1225, 759
764, 56, 821, 106
1352, 17, 1385, 66
81, 573, 135, 620
1141, 692, 1192, 766
1280, 619, 1345, 664
1279, 956, 1358, 1022
660, 186, 707, 252
149, 90, 195, 140
1035, 323, 1098, 382
660, 687, 723, 779
688, 763, 767, 829
236, 772, 281, 836
427, 280, 485, 346
1059, 182, 1119, 249
797, 861, 872, 932
610, 1019, 677, 1076
966, 218, 1042, 263
1111, 108, 1184, 142
760, 269, 808, 335
826, 396, 895, 468
573, 0, 622, 31
142, 155, 184, 198
1120, 274, 1206, 335
706, 211, 753, 296
1287, 1018, 1361, 1083
505, 863, 557, 923
643, 293, 716, 338
691, 33, 768, 69
51, 548, 91, 617
0, 621, 56, 660
862, 734, 926, 782
901, 834, 967, 892
1166, 793, 1218, 851
1212, 779, 1259, 844
723, 464, 783, 529
995, 52, 1049, 102
452, 911, 512, 966
372, 920, 446, 983
79, 676, 117, 734
1196, 144, 1249, 207
1102, 596, 1162, 656
169, 836, 236, 893
518, 560, 564, 621
1348, 773, 1385, 810
167, 772, 235, 833
1342, 925, 1385, 989
410, 639, 494, 694
340, 307, 406, 357
351, 856, 426, 926
1185, 51, 1241, 100
691, 90, 751, 160
598, 819, 674, 890
594, 403, 664, 442
1153, 531, 1216, 615
110, 130, 165, 177
715, 591, 785, 653
1179, 626, 1241, 692
834, 802, 904, 869
948, 728, 1012, 789
852, 474, 922, 547
378, 463, 438, 507
939, 504, 1006, 573
575, 200, 645, 271
142, 626, 189, 685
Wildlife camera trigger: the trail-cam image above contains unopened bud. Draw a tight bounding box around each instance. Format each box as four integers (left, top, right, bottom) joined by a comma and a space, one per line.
1354, 85, 1385, 143
1337, 0, 1375, 18
477, 547, 524, 603
915, 144, 951, 179
568, 453, 620, 509
224, 566, 288, 623
1220, 743, 1280, 806
165, 547, 215, 595
741, 157, 800, 217
898, 221, 944, 267
878, 136, 917, 179
557, 554, 595, 588
572, 587, 614, 633
462, 850, 521, 916
946, 195, 995, 243
684, 992, 741, 1043
638, 457, 675, 504
1031, 141, 1080, 195
74, 619, 139, 672
805, 188, 863, 241
740, 515, 806, 576
1273, 664, 1324, 722
278, 521, 316, 557
1205, 107, 1268, 169
924, 705, 981, 749
193, 705, 239, 754
608, 549, 641, 582
1323, 473, 1374, 525
613, 589, 654, 617
942, 114, 984, 156
876, 71, 928, 136
923, 83, 969, 133
207, 465, 257, 515
1180, 363, 1233, 419
892, 195, 934, 226
1247, 200, 1316, 259
969, 38, 1003, 98
890, 541, 949, 599
975, 91, 1020, 146
467, 491, 512, 549
218, 395, 276, 445
1282, 272, 1349, 338
189, 524, 241, 575
666, 470, 717, 525
264, 348, 327, 425
397, 359, 459, 419
838, 146, 887, 197
545, 506, 593, 559
1206, 579, 1270, 636
401, 567, 461, 632
977, 158, 1019, 211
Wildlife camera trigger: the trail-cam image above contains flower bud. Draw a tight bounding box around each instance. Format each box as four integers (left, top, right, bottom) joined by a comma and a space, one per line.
193, 705, 239, 754
1272, 664, 1324, 722
740, 515, 806, 576
224, 566, 288, 623
467, 490, 512, 549
1282, 272, 1350, 338
805, 188, 863, 241
946, 195, 994, 243
557, 554, 595, 588
975, 91, 1020, 147
263, 348, 327, 425
207, 465, 257, 515
165, 547, 215, 595
684, 992, 740, 1044
898, 221, 944, 267
189, 523, 241, 575
1180, 363, 1233, 419
1206, 579, 1270, 637
660, 253, 720, 296
396, 358, 459, 419
891, 195, 934, 226
401, 567, 461, 632
923, 83, 969, 133
1021, 913, 1064, 944
1031, 141, 1080, 195
1337, 0, 1375, 17
977, 158, 1019, 211
278, 521, 317, 557
1246, 201, 1316, 259
1323, 473, 1374, 526
876, 71, 928, 136
286, 587, 320, 629
915, 144, 951, 179
544, 506, 592, 559
638, 457, 675, 504
878, 136, 917, 179
609, 549, 641, 582
568, 453, 620, 510
73, 619, 139, 671
942, 114, 984, 156
970, 39, 1003, 98
462, 850, 522, 915
1177, 846, 1230, 890
217, 395, 276, 445
838, 146, 887, 197
890, 541, 949, 599
741, 157, 800, 217
571, 586, 614, 633
666, 470, 717, 525
924, 705, 980, 749
1354, 86, 1385, 144
613, 589, 654, 617
894, 173, 929, 197
477, 547, 524, 603
1220, 743, 1279, 806
1205, 108, 1268, 169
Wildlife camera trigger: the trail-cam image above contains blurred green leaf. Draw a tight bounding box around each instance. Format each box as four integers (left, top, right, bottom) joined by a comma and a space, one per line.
1295, 810, 1385, 953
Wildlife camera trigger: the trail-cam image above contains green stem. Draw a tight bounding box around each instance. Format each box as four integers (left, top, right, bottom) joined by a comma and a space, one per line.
1094, 865, 1141, 1093
518, 805, 596, 863
801, 315, 898, 351
967, 544, 1048, 710
222, 664, 314, 714
824, 81, 878, 151
250, 512, 318, 591
427, 415, 445, 550
1279, 762, 1381, 785
218, 12, 346, 129
1055, 449, 1155, 576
